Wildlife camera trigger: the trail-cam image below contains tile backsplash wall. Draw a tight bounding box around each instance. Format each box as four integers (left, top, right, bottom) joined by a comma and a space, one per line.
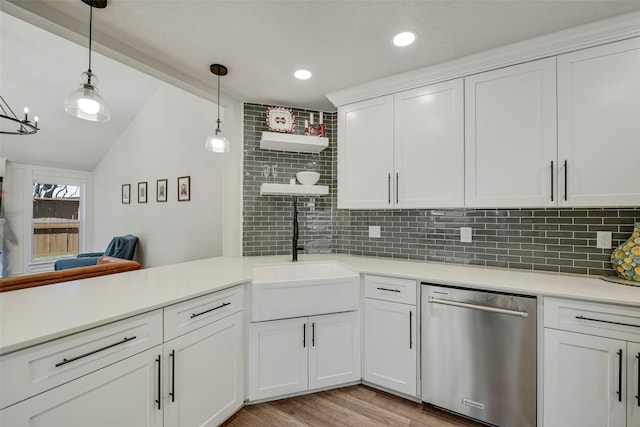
333, 208, 640, 276
243, 103, 336, 256
243, 102, 639, 276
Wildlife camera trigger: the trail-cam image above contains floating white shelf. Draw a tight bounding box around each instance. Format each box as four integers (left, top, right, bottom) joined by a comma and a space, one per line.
260, 183, 329, 196
260, 131, 328, 153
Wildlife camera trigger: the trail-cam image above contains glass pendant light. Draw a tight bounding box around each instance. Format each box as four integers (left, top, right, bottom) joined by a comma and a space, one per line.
64, 0, 110, 122
205, 64, 230, 153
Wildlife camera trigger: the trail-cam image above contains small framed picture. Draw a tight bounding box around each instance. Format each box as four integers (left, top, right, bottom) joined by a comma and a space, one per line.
177, 176, 190, 201
138, 181, 148, 203
122, 184, 130, 204
156, 179, 168, 202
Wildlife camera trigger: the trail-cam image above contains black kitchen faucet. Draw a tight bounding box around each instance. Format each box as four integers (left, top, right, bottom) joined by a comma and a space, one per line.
292, 197, 304, 261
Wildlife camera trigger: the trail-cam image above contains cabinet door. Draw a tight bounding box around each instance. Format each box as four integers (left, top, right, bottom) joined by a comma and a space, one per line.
0, 347, 163, 427
544, 329, 626, 427
164, 311, 243, 427
248, 317, 308, 400
308, 311, 361, 390
629, 341, 640, 427
465, 57, 557, 208
394, 79, 464, 208
363, 299, 416, 397
557, 37, 640, 207
338, 95, 394, 208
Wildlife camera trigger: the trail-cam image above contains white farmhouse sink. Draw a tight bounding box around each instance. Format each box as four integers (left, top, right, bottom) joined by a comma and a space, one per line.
250, 262, 360, 322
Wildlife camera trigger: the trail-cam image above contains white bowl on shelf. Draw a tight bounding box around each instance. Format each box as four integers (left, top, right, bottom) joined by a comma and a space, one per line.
296, 171, 320, 185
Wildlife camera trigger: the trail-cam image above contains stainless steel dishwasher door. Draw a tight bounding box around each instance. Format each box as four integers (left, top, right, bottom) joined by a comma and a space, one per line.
421, 284, 537, 427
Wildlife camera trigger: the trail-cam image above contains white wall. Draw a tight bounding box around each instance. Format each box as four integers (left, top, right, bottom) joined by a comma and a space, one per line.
92, 83, 225, 268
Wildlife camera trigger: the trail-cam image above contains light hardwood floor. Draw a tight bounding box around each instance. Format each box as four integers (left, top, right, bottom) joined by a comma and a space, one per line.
222, 385, 486, 427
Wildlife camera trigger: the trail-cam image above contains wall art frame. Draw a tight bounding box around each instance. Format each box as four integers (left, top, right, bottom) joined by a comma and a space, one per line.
156, 179, 167, 202
138, 181, 148, 203
178, 176, 190, 201
122, 184, 130, 204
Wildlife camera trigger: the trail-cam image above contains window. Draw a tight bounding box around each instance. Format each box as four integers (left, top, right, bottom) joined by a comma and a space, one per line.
32, 182, 81, 261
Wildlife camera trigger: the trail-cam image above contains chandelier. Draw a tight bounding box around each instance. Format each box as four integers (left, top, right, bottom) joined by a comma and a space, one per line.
0, 95, 39, 135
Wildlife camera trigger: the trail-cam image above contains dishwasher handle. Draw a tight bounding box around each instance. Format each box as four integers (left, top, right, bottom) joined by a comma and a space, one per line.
427, 297, 529, 318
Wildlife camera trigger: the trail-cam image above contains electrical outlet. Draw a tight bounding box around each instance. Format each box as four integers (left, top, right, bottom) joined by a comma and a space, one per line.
369, 226, 381, 238
460, 227, 473, 243
597, 231, 612, 249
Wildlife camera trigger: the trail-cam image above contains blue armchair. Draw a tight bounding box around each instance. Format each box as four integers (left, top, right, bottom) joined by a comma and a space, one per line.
54, 234, 138, 271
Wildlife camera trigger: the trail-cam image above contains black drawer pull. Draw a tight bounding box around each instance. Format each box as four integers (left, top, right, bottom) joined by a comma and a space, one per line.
409, 310, 413, 350
190, 302, 231, 318
636, 353, 640, 407
169, 349, 176, 402
155, 355, 161, 410
377, 287, 400, 293
617, 349, 623, 402
575, 315, 640, 329
55, 336, 137, 367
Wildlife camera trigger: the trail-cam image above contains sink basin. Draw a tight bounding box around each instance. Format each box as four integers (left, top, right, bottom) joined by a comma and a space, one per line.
251, 261, 360, 321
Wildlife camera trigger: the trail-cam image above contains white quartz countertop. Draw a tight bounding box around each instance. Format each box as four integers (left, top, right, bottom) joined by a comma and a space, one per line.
2, 254, 639, 355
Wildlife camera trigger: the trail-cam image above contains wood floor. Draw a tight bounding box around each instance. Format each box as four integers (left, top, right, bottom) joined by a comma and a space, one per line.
222, 385, 486, 427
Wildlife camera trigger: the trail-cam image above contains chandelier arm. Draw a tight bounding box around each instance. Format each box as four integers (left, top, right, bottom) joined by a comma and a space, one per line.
0, 95, 18, 119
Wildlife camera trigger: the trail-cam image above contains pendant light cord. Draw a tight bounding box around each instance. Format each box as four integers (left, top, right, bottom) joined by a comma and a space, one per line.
88, 2, 93, 80
216, 73, 221, 131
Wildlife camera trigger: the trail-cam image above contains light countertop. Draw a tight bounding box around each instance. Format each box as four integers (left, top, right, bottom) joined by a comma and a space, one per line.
1, 254, 639, 355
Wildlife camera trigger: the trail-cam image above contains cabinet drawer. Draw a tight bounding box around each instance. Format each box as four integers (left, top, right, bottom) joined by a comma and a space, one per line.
544, 297, 640, 342
364, 275, 417, 305
0, 309, 162, 410
164, 285, 243, 341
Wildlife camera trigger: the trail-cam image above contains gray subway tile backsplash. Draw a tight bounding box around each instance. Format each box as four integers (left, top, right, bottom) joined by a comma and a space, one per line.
243, 103, 639, 277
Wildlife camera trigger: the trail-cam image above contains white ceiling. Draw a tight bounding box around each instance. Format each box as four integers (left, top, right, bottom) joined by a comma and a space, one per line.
2, 0, 640, 171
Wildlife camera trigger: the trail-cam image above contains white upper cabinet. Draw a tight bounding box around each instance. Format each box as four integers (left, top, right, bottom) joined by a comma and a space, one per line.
465, 57, 558, 208
338, 95, 394, 209
557, 37, 640, 207
394, 80, 464, 208
338, 80, 464, 209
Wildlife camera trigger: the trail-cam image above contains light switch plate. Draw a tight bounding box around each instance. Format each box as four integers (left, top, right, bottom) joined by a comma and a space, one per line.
369, 226, 381, 238
460, 227, 473, 243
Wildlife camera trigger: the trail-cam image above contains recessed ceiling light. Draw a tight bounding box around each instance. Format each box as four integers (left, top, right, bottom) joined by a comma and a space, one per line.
294, 69, 312, 80
393, 31, 416, 47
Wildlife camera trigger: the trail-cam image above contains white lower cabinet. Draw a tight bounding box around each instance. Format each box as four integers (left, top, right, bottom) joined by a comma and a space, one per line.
0, 286, 245, 427
0, 346, 164, 427
163, 311, 244, 427
363, 298, 416, 397
248, 311, 360, 401
543, 297, 640, 427
363, 275, 417, 397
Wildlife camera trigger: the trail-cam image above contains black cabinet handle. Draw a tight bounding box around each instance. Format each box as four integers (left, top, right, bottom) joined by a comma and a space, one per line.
55, 336, 136, 367
563, 160, 568, 201
303, 323, 306, 348
575, 315, 640, 329
388, 173, 391, 204
312, 322, 315, 347
190, 302, 230, 319
617, 349, 623, 402
169, 350, 176, 402
155, 355, 161, 410
550, 160, 554, 202
377, 287, 401, 293
636, 353, 640, 407
396, 173, 399, 204
409, 310, 413, 350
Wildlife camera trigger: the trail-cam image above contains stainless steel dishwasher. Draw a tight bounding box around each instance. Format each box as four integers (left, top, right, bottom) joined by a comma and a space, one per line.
421, 283, 537, 427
